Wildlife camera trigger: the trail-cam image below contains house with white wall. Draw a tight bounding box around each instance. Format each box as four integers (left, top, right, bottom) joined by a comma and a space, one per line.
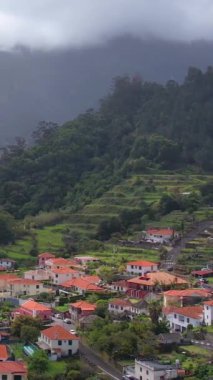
50, 268, 81, 285
7, 278, 45, 297
0, 362, 27, 380
0, 259, 16, 270
203, 300, 213, 326
108, 299, 132, 315
134, 359, 179, 380
145, 228, 177, 244
38, 325, 79, 358
164, 305, 203, 332
126, 260, 159, 276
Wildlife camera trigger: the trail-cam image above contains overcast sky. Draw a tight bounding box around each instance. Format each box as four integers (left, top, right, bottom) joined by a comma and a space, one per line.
0, 0, 213, 50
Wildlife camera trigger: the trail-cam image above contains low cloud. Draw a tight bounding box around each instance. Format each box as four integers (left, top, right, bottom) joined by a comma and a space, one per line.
0, 0, 213, 50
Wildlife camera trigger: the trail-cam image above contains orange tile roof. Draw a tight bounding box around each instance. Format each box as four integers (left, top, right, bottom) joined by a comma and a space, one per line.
81, 275, 100, 283
0, 345, 9, 361
47, 258, 77, 266
127, 260, 158, 267
164, 288, 212, 298
70, 300, 96, 311
39, 252, 55, 258
109, 299, 131, 307
0, 361, 27, 374
8, 278, 41, 285
61, 277, 104, 292
204, 300, 213, 306
127, 272, 188, 287
0, 274, 18, 281
21, 299, 51, 312
42, 325, 79, 340
165, 306, 203, 319
51, 268, 79, 274
146, 228, 175, 236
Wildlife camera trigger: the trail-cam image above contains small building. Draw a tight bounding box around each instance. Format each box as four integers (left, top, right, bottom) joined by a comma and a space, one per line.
109, 280, 129, 293
145, 228, 177, 244
134, 359, 179, 380
45, 257, 77, 270
0, 259, 16, 270
50, 268, 81, 285
0, 345, 9, 361
203, 300, 213, 326
24, 269, 51, 282
38, 252, 55, 268
74, 256, 100, 266
191, 269, 213, 278
0, 361, 27, 380
69, 300, 96, 322
7, 278, 45, 297
108, 299, 132, 315
130, 299, 149, 316
163, 288, 212, 307
164, 305, 204, 332
38, 325, 79, 358
12, 299, 52, 321
127, 272, 188, 292
0, 274, 19, 292
158, 332, 182, 346
126, 260, 159, 276
60, 276, 103, 295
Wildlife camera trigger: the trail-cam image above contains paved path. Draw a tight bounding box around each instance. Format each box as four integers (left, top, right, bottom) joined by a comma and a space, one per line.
79, 343, 123, 380
161, 220, 213, 269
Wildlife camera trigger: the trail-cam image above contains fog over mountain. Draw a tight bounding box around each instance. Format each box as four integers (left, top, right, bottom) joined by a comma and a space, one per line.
1, 37, 213, 143
0, 0, 213, 142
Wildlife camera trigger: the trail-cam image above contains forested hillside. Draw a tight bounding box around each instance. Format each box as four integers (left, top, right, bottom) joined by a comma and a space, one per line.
0, 67, 213, 221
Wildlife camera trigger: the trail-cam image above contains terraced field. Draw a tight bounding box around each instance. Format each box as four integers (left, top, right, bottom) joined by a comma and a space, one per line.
1, 173, 213, 265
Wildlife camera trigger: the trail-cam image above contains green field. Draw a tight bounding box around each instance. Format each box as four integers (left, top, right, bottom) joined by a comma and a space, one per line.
1, 173, 213, 265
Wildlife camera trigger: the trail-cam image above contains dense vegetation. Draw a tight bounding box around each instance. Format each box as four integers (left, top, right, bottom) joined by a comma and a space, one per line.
0, 67, 213, 222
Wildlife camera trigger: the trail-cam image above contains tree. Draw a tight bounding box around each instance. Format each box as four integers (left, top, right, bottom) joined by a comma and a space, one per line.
11, 315, 42, 338
20, 325, 40, 343
148, 300, 162, 326
29, 350, 49, 374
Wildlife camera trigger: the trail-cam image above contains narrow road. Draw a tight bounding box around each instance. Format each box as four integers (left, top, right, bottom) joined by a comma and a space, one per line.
162, 220, 213, 269
79, 342, 123, 380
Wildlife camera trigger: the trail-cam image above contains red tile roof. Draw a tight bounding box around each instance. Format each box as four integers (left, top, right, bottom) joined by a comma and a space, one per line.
146, 228, 175, 236
164, 288, 212, 298
191, 269, 213, 276
51, 268, 79, 275
128, 272, 188, 286
109, 299, 131, 307
70, 300, 96, 311
164, 306, 203, 319
38, 252, 55, 258
0, 345, 9, 361
61, 277, 104, 292
0, 361, 27, 374
46, 258, 77, 266
204, 300, 213, 306
8, 278, 41, 285
21, 299, 51, 312
42, 325, 79, 340
81, 275, 100, 283
0, 274, 18, 281
127, 260, 158, 267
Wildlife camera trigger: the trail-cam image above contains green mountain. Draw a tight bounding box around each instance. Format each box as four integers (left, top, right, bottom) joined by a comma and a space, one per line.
0, 67, 213, 222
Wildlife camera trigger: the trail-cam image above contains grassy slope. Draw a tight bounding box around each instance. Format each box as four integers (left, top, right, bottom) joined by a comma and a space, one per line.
1, 173, 213, 265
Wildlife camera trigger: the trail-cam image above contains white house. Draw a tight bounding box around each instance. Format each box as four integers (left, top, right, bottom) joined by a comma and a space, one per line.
203, 300, 213, 326
134, 359, 179, 380
7, 278, 46, 297
38, 325, 79, 359
164, 306, 203, 332
0, 362, 27, 380
24, 269, 51, 282
145, 228, 177, 244
50, 268, 81, 285
126, 260, 159, 276
0, 259, 16, 270
108, 299, 132, 315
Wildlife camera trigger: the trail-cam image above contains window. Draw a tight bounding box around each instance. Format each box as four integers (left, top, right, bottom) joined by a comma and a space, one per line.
206, 306, 209, 310
140, 367, 142, 372
56, 274, 58, 278
58, 340, 62, 346
69, 340, 72, 345
36, 285, 39, 289
2, 375, 7, 380
146, 370, 149, 375
140, 376, 142, 380
14, 376, 22, 380
139, 266, 141, 270
174, 314, 177, 318
131, 265, 133, 269
187, 318, 190, 323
